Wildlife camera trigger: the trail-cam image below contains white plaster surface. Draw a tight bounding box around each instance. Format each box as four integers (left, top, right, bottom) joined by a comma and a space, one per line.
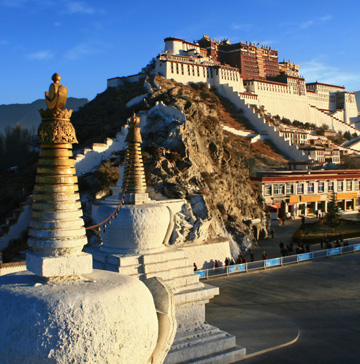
0, 269, 159, 364
126, 93, 148, 108
181, 239, 232, 269
96, 203, 171, 254
26, 252, 93, 277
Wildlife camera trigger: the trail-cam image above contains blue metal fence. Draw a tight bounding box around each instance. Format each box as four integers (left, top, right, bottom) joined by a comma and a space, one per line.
195, 243, 360, 280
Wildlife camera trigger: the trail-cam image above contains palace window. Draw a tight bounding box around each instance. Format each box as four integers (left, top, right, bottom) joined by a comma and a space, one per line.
176, 63, 179, 74
328, 181, 334, 192
274, 184, 285, 195
308, 182, 314, 194
318, 181, 325, 193
356, 180, 359, 191
297, 183, 304, 194
171, 62, 174, 73
286, 184, 294, 194
337, 181, 344, 192
346, 180, 352, 191
264, 184, 272, 196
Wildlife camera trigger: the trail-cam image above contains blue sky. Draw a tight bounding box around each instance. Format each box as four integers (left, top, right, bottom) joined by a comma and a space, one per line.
0, 0, 359, 105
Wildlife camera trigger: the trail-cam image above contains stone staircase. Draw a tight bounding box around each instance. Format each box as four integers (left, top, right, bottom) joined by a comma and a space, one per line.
218, 84, 310, 162
167, 323, 245, 364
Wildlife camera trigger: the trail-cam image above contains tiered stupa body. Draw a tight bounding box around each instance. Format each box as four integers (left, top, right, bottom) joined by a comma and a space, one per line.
91, 115, 246, 364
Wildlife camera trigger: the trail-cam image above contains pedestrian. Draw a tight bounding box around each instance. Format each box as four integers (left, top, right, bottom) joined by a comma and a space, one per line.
288, 243, 294, 254
262, 251, 268, 260
249, 250, 254, 262
271, 228, 275, 239
214, 260, 219, 268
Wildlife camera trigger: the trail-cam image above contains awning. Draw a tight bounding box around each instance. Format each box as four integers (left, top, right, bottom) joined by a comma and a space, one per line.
336, 192, 358, 200
301, 195, 321, 203
289, 196, 300, 203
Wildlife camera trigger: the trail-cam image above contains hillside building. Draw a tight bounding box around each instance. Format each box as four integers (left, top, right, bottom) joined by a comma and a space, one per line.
107, 35, 360, 159
154, 36, 359, 125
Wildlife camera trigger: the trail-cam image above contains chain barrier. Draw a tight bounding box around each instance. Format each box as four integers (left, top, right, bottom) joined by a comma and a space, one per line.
85, 160, 132, 232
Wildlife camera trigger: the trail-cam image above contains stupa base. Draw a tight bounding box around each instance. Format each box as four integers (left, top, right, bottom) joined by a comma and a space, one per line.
26, 252, 93, 277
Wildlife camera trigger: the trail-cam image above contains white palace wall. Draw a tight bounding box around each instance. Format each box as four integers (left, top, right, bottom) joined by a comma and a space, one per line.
249, 91, 311, 124
218, 84, 310, 161
155, 58, 245, 93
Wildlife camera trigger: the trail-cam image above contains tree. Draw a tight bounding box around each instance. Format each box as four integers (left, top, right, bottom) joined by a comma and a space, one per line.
326, 191, 339, 227
343, 131, 352, 141
0, 123, 34, 172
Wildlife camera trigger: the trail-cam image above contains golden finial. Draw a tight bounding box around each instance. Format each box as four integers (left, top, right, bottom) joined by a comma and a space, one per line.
38, 74, 77, 144
45, 72, 68, 110
128, 113, 141, 128
51, 73, 61, 83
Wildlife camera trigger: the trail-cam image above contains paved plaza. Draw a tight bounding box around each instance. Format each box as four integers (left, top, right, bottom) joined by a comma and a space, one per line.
206, 252, 360, 363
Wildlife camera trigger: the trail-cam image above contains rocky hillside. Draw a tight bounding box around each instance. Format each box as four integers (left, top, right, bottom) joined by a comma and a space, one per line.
74, 75, 289, 246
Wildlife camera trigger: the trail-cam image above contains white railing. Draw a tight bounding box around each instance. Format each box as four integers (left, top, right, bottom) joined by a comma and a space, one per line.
195, 243, 360, 280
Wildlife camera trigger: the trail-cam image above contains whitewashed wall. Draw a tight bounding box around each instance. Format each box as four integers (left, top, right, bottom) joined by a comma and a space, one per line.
218, 84, 310, 161
181, 239, 232, 270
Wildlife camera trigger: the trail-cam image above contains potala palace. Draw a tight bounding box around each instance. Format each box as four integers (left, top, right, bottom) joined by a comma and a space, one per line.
109, 35, 360, 162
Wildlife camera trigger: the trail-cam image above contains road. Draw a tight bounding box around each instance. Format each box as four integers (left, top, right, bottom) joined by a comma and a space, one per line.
206, 253, 360, 364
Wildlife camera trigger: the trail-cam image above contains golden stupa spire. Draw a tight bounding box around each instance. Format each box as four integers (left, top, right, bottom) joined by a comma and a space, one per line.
122, 114, 147, 196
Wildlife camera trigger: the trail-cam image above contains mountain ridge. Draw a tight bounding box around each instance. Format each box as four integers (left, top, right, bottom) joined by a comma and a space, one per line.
0, 97, 88, 132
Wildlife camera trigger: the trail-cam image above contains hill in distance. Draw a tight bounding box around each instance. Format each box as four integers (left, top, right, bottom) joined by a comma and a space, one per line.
0, 97, 88, 132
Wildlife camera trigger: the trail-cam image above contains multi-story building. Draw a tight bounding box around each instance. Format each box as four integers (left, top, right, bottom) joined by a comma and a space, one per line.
197, 35, 280, 80
278, 128, 309, 146
252, 170, 360, 224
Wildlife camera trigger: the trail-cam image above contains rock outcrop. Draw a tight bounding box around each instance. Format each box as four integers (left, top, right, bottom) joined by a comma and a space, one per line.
139, 77, 278, 246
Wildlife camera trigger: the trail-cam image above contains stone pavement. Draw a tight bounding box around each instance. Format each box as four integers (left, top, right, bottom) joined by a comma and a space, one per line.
206, 252, 360, 363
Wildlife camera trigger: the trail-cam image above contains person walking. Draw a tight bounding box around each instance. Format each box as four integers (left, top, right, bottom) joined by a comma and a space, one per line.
271, 228, 275, 239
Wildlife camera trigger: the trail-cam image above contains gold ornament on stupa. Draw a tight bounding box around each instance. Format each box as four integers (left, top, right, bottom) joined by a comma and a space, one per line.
38, 73, 78, 144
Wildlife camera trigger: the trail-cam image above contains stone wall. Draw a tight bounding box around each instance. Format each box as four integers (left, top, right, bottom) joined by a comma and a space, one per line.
181, 239, 232, 270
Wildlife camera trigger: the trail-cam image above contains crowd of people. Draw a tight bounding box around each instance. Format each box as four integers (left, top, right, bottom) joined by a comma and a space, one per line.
192, 226, 352, 272
278, 241, 311, 256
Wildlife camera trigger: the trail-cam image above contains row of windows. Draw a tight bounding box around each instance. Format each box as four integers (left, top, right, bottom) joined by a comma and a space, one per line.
264, 180, 359, 196
170, 62, 239, 82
